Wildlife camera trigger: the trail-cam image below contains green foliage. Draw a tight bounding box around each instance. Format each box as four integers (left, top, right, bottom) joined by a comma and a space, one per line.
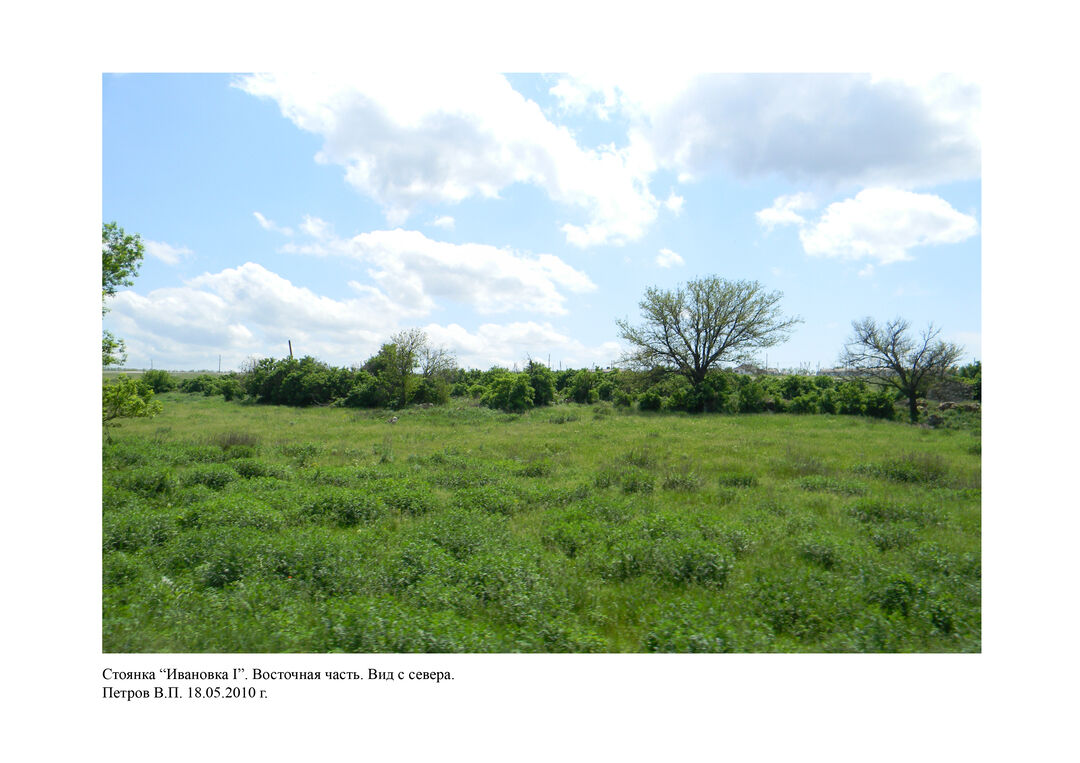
481, 373, 534, 412
141, 369, 176, 393
103, 392, 980, 653
617, 276, 801, 391
102, 376, 162, 439
525, 361, 556, 406
102, 221, 144, 367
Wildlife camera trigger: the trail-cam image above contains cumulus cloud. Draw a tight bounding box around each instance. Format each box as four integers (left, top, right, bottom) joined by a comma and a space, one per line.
430, 215, 455, 230
656, 248, 684, 268
253, 211, 294, 236
235, 73, 660, 247
755, 192, 817, 229
799, 188, 979, 264
641, 74, 980, 189
663, 191, 684, 214
546, 73, 979, 190
144, 240, 194, 265
104, 262, 413, 369
102, 262, 614, 371
323, 228, 596, 315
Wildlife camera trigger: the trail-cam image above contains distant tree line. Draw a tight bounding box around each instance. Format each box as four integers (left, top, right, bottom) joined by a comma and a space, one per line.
126, 273, 978, 425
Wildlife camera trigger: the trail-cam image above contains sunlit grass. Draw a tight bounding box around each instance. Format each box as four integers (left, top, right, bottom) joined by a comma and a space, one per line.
103, 394, 980, 652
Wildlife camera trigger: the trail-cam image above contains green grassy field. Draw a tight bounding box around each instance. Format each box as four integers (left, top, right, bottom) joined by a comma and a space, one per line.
103, 393, 980, 652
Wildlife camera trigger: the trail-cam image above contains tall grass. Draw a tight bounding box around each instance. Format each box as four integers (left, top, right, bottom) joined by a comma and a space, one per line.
103, 394, 981, 653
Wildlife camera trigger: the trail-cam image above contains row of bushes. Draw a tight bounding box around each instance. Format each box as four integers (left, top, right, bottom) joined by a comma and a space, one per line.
146, 358, 979, 423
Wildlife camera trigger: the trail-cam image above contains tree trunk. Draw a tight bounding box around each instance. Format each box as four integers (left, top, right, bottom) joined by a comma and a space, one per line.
908, 395, 919, 424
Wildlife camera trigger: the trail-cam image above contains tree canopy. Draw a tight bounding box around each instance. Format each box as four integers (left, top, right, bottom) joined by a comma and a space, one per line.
102, 222, 144, 366
840, 317, 965, 423
616, 276, 801, 388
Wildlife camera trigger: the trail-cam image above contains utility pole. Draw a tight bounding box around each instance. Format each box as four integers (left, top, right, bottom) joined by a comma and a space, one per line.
288, 340, 293, 359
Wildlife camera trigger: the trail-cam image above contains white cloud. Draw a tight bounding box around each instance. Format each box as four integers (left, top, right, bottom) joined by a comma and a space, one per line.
236, 73, 660, 247
143, 240, 193, 265
663, 190, 684, 214
104, 262, 411, 369
339, 229, 595, 315
549, 75, 620, 121
430, 215, 455, 230
638, 74, 980, 189
755, 192, 817, 229
423, 321, 623, 370
253, 211, 294, 236
656, 248, 684, 268
545, 73, 979, 190
102, 261, 615, 371
300, 214, 333, 239
799, 188, 979, 264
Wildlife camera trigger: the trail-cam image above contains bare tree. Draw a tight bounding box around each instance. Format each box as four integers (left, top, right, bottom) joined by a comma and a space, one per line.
616, 276, 801, 388
419, 343, 457, 381
840, 317, 964, 423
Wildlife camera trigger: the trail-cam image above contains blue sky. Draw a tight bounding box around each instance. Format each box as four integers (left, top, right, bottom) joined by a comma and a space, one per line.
103, 73, 980, 372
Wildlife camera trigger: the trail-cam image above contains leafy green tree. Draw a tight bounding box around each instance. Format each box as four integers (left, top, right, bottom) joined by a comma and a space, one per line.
840, 317, 964, 423
524, 360, 556, 406
482, 373, 534, 412
102, 376, 162, 441
102, 222, 145, 366
617, 276, 801, 404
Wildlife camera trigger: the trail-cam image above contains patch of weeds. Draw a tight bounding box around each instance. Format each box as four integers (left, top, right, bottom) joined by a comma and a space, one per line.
722, 528, 755, 557
454, 485, 519, 516
781, 447, 828, 477
417, 509, 506, 561
651, 537, 734, 587
211, 431, 260, 451
515, 460, 553, 478
642, 600, 768, 652
103, 551, 146, 587
180, 494, 286, 532
300, 486, 387, 527
662, 470, 703, 492
374, 479, 436, 517
181, 464, 238, 490
716, 488, 738, 507
749, 573, 837, 640
621, 446, 659, 470
257, 531, 368, 595
196, 547, 246, 588
853, 452, 949, 485
911, 545, 981, 581
847, 499, 936, 526
540, 508, 605, 559
230, 458, 286, 480
547, 410, 580, 424
797, 535, 842, 570
103, 509, 178, 552
870, 574, 923, 617
323, 595, 502, 653
717, 472, 758, 488
868, 526, 918, 552
172, 443, 227, 465
280, 443, 322, 467
116, 466, 175, 497
595, 465, 655, 494
798, 475, 867, 496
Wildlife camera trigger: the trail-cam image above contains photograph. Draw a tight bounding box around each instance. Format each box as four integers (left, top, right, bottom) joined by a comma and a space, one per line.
101, 72, 982, 655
